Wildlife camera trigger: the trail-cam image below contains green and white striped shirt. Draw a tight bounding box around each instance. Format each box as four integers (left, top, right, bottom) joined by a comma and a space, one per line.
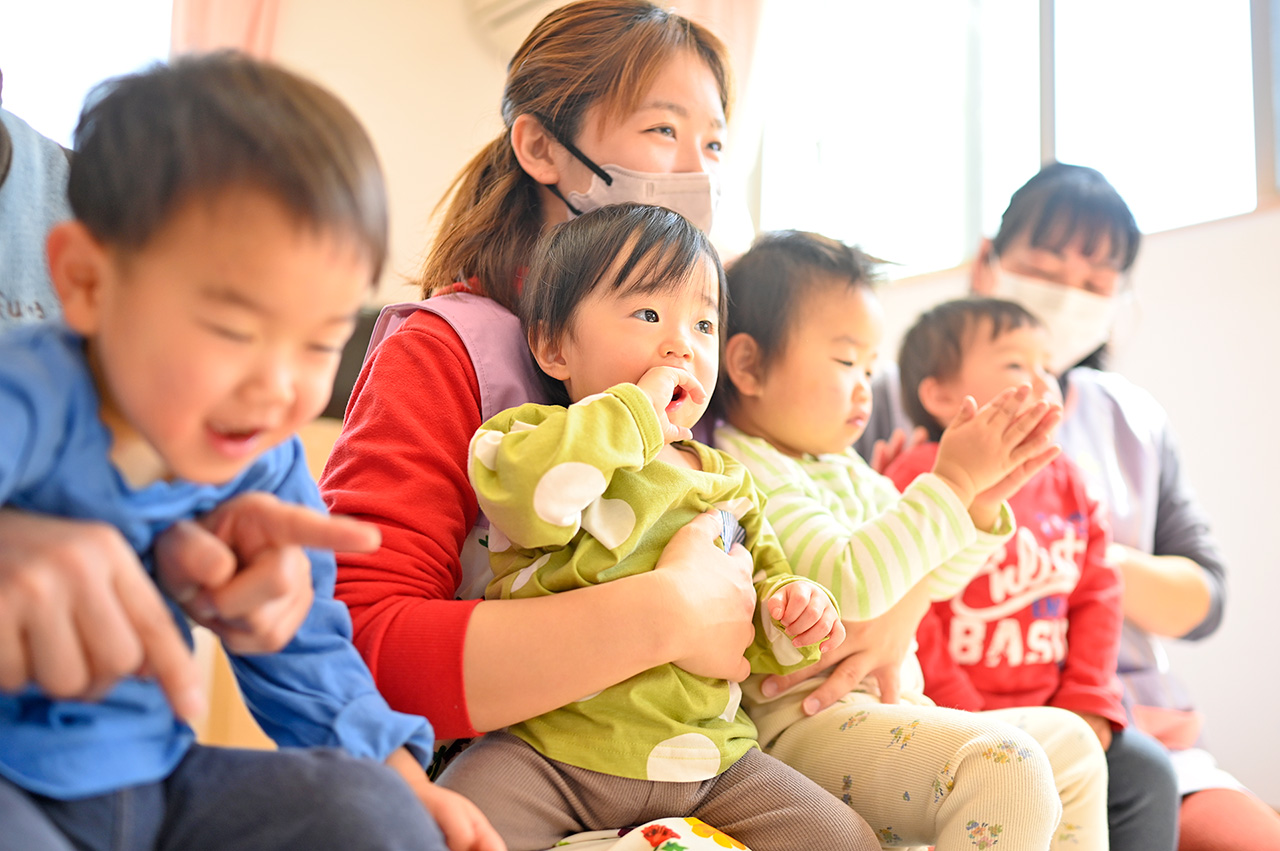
714, 425, 1014, 620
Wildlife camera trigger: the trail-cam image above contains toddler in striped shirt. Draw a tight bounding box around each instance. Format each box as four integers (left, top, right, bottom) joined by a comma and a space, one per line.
714, 230, 1111, 851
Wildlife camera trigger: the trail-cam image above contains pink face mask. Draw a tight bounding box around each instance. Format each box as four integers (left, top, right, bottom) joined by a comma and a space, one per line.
541, 118, 720, 233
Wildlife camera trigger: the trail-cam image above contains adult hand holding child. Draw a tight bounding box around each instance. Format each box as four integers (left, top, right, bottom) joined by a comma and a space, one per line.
0, 510, 206, 719
658, 510, 757, 683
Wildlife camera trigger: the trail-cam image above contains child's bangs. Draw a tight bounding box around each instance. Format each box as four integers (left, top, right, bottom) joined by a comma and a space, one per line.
608, 231, 714, 302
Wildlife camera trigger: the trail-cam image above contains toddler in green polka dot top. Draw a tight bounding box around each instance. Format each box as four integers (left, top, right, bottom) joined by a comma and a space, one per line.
434, 203, 879, 851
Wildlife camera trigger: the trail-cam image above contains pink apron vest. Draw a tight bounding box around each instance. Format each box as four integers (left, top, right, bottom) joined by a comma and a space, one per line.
365, 293, 548, 599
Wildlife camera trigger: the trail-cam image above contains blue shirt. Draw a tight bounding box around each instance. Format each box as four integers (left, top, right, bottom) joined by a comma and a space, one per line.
0, 325, 433, 799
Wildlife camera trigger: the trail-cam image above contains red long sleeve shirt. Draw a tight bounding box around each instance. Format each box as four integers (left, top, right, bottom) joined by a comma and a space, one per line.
885, 446, 1127, 729
320, 309, 484, 738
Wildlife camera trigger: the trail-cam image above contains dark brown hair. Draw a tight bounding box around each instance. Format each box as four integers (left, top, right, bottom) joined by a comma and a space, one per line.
898, 297, 1042, 440
420, 0, 732, 311
521, 203, 724, 406
992, 162, 1141, 275
69, 51, 388, 280
718, 230, 879, 412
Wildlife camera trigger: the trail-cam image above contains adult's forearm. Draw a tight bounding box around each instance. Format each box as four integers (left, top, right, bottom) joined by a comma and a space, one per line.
1115, 548, 1212, 638
461, 572, 679, 732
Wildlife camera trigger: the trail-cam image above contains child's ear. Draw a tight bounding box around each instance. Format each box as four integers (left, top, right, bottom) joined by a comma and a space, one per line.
46, 221, 110, 335
918, 376, 961, 427
510, 114, 563, 187
723, 332, 765, 397
529, 325, 571, 381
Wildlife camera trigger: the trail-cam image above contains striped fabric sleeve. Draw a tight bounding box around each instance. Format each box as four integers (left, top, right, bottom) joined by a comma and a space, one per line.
923, 501, 1014, 601
721, 431, 1013, 619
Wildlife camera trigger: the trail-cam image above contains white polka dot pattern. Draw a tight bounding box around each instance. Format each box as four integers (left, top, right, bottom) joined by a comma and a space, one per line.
718, 681, 743, 722
472, 429, 504, 470
510, 553, 551, 592
760, 596, 804, 667
645, 733, 722, 781
533, 462, 607, 527
581, 497, 637, 550
486, 523, 511, 553
714, 497, 754, 519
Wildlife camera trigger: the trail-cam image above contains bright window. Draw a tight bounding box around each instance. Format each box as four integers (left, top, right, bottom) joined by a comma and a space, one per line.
0, 1, 173, 147
1055, 0, 1257, 233
754, 0, 1262, 274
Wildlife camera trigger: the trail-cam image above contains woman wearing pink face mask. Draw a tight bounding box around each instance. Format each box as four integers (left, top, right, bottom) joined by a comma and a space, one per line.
321, 0, 760, 765
860, 163, 1280, 851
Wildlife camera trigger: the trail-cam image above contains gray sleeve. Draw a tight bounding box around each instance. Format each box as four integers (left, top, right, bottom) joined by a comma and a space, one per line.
1152, 423, 1227, 641
854, 362, 913, 463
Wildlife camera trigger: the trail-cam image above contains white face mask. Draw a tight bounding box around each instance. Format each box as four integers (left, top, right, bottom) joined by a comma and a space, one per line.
992, 271, 1117, 374
564, 163, 721, 234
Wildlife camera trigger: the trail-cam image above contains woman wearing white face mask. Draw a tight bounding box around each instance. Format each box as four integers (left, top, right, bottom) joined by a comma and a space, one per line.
859, 163, 1280, 851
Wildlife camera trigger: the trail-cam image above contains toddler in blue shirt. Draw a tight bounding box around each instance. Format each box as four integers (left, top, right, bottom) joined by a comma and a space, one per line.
0, 53, 500, 851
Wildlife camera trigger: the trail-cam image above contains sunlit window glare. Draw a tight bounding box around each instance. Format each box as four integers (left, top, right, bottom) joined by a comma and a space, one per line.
0, 0, 173, 147
754, 0, 1260, 275
1055, 0, 1257, 234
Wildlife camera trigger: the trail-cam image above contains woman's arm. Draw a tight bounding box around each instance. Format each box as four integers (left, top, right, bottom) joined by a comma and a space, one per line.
322, 313, 755, 737
1122, 425, 1225, 639
1108, 546, 1212, 638
464, 518, 756, 731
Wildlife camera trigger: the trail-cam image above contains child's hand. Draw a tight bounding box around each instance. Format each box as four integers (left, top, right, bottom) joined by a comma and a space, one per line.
932, 385, 1062, 507
969, 436, 1063, 524
635, 366, 707, 444
0, 510, 205, 720
767, 582, 845, 651
760, 579, 933, 714
155, 492, 380, 655
387, 748, 506, 851
869, 425, 930, 475
1075, 711, 1113, 751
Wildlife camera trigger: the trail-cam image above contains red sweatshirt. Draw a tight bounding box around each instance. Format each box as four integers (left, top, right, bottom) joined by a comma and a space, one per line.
320, 309, 483, 738
885, 446, 1127, 729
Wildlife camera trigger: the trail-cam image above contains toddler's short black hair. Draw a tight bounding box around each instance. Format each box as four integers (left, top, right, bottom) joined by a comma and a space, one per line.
68, 51, 388, 280
719, 230, 879, 411
899, 297, 1041, 440
520, 203, 725, 406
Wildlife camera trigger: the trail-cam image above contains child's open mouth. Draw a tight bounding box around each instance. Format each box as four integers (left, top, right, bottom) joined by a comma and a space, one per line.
667, 385, 686, 412
207, 424, 263, 458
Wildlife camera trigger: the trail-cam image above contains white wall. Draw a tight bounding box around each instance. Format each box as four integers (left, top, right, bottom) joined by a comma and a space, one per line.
269, 0, 509, 304
1118, 209, 1280, 807
266, 0, 1280, 808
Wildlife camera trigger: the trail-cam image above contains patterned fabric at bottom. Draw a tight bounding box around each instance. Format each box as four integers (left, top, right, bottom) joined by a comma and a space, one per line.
548, 817, 750, 850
